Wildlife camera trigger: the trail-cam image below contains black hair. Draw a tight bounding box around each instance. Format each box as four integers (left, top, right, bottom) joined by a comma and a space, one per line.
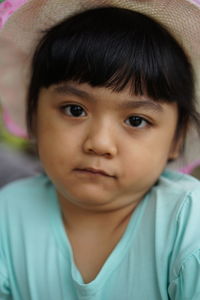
27, 6, 200, 150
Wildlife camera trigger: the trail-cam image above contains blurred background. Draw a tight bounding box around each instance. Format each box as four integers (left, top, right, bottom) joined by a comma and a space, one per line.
0, 110, 41, 188
0, 105, 41, 188
0, 0, 42, 188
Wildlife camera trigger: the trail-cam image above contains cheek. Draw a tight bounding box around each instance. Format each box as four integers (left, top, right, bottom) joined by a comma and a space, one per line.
120, 138, 171, 179
36, 125, 80, 174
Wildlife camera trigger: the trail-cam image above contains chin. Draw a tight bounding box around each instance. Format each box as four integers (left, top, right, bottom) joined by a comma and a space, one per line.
63, 188, 114, 210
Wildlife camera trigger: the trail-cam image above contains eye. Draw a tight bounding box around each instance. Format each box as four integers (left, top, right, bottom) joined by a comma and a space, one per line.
125, 116, 150, 128
62, 104, 86, 117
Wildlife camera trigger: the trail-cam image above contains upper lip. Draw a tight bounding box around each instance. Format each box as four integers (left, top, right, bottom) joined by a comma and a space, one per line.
74, 167, 115, 178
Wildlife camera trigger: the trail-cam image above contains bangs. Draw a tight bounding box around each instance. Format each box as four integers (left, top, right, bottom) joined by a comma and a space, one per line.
31, 6, 194, 104
27, 6, 200, 146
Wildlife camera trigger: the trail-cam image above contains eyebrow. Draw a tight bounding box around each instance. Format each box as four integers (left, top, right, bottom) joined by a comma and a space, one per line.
53, 84, 94, 101
119, 100, 163, 112
53, 84, 164, 113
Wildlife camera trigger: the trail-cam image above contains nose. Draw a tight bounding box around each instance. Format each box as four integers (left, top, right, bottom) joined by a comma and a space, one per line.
83, 121, 117, 158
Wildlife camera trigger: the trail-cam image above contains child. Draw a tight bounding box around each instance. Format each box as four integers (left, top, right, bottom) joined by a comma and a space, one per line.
0, 1, 200, 299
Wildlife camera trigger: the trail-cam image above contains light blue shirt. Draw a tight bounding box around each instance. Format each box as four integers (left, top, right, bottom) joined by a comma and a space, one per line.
1, 170, 200, 300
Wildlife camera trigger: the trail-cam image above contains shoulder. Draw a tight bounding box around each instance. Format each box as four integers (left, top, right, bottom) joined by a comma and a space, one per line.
152, 169, 200, 209
0, 173, 53, 214
0, 175, 55, 296
145, 169, 200, 241
161, 170, 200, 243
158, 171, 200, 278
150, 171, 200, 298
0, 173, 51, 196
0, 173, 56, 245
149, 169, 200, 260
153, 169, 200, 240
158, 168, 200, 192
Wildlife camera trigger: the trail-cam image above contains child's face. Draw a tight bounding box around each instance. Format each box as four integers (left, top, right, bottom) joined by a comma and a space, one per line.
35, 82, 179, 211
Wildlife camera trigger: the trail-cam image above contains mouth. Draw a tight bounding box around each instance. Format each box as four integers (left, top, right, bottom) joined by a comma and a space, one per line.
74, 167, 116, 178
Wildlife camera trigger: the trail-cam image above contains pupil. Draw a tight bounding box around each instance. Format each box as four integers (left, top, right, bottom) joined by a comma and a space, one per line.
71, 105, 83, 116
129, 116, 142, 126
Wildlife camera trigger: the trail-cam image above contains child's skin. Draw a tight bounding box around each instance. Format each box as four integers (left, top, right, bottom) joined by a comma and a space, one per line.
34, 80, 181, 283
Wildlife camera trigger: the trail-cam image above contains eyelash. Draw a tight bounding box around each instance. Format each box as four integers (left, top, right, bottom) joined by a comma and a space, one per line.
125, 116, 151, 128
60, 104, 87, 117
60, 104, 152, 128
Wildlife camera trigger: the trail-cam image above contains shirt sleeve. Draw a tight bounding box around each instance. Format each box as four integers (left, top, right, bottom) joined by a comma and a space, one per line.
0, 194, 11, 299
0, 255, 11, 299
168, 187, 200, 300
168, 249, 200, 300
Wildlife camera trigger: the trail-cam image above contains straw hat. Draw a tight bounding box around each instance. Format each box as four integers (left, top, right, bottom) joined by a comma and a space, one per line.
0, 0, 199, 166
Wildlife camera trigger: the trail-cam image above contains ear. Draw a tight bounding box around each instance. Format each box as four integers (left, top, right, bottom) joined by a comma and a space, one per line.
168, 141, 182, 160
168, 132, 185, 160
